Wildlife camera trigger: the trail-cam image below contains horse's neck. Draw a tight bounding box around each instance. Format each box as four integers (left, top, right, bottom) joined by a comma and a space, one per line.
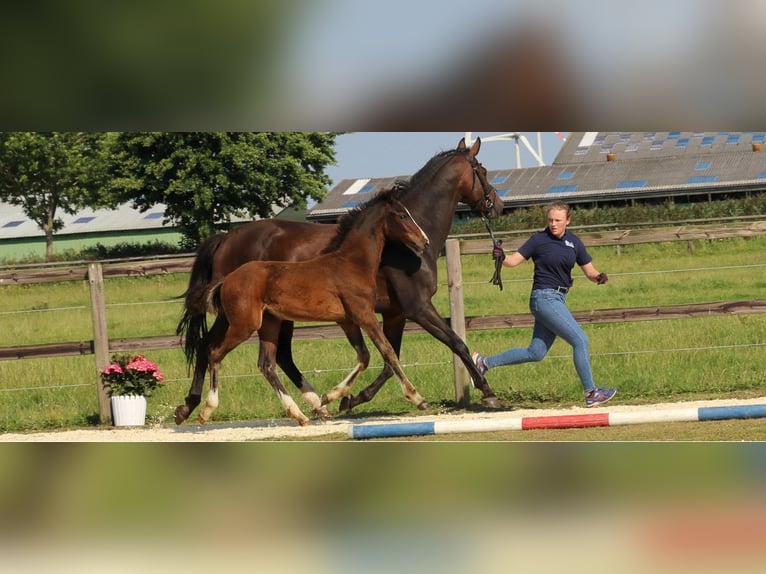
403, 170, 462, 256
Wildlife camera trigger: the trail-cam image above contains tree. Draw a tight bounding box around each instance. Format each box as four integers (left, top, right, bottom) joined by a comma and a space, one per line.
0, 132, 110, 261
108, 132, 337, 246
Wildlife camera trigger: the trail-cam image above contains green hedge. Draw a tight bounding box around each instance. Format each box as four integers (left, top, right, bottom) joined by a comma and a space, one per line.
452, 193, 766, 234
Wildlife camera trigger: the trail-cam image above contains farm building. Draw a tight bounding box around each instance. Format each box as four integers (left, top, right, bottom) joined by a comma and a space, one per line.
0, 201, 304, 262
0, 203, 184, 262
307, 131, 766, 223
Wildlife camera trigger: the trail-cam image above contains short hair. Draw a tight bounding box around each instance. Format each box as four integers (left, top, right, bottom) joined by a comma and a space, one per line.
547, 202, 571, 217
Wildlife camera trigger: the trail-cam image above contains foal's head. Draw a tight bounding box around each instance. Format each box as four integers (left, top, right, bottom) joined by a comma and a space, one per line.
384, 194, 430, 256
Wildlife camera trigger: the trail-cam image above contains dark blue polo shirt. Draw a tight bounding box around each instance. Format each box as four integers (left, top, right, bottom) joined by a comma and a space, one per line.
518, 228, 592, 290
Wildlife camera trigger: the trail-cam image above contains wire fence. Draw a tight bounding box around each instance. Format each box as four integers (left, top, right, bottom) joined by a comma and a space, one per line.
2, 341, 764, 394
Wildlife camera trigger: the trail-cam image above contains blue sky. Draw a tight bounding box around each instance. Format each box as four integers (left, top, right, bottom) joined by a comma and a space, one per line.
325, 132, 567, 186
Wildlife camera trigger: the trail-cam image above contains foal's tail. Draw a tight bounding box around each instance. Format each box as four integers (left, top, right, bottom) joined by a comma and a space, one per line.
176, 233, 227, 373
207, 280, 225, 317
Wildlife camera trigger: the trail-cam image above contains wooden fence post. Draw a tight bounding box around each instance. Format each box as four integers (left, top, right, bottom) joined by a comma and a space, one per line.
445, 239, 471, 407
88, 263, 112, 425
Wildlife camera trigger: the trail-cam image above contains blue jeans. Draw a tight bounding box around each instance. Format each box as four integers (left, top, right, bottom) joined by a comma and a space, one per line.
485, 289, 596, 392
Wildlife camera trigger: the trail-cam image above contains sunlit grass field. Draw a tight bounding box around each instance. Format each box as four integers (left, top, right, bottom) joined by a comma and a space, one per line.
1, 236, 765, 433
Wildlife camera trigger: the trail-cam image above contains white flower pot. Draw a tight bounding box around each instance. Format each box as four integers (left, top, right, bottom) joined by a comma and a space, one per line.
111, 395, 147, 426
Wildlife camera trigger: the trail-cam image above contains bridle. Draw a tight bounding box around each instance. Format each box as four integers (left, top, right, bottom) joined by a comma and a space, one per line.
464, 153, 496, 214
462, 152, 499, 239
463, 152, 504, 290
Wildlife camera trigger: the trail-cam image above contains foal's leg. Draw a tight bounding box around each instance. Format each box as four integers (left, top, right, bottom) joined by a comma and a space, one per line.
198, 316, 232, 425
339, 311, 403, 413
275, 318, 330, 418
359, 314, 429, 410
258, 317, 311, 426
320, 321, 371, 407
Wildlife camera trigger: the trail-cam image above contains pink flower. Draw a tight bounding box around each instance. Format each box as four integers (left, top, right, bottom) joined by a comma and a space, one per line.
126, 356, 159, 373
101, 353, 164, 397
103, 364, 123, 376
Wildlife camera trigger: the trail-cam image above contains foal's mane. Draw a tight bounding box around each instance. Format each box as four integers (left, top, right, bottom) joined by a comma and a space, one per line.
321, 186, 399, 254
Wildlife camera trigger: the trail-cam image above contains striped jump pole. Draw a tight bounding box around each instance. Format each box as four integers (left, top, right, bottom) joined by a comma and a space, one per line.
348, 403, 766, 439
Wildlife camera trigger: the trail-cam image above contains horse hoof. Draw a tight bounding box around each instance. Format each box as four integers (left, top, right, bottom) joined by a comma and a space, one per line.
197, 415, 208, 425
313, 406, 332, 419
320, 393, 330, 407
174, 405, 189, 425
417, 400, 430, 411
338, 396, 352, 413
299, 418, 311, 427
481, 396, 502, 409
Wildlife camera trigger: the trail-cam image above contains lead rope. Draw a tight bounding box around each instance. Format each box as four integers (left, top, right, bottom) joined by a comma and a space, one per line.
482, 216, 504, 291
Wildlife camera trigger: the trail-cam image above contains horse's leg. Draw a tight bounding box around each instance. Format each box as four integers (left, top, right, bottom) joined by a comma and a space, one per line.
258, 317, 311, 426
174, 343, 210, 424
198, 315, 232, 425
320, 321, 370, 407
339, 311, 403, 413
275, 318, 331, 419
406, 303, 501, 409
358, 314, 429, 410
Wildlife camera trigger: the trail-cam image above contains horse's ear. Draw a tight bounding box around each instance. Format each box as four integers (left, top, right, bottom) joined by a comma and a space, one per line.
457, 137, 467, 150
470, 137, 481, 156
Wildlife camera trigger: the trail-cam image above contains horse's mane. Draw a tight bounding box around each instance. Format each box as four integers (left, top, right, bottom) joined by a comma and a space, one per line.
407, 148, 463, 191
321, 186, 399, 254
320, 147, 462, 255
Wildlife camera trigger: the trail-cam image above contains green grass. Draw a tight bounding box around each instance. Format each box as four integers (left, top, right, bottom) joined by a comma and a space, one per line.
1, 236, 765, 435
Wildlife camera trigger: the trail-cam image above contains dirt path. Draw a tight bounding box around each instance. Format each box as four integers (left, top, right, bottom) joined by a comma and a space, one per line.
2, 396, 765, 441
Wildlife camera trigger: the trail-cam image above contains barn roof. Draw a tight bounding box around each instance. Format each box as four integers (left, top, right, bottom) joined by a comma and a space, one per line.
307, 131, 766, 222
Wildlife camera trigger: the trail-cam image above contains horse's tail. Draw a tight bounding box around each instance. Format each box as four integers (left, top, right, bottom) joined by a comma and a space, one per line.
176, 233, 227, 373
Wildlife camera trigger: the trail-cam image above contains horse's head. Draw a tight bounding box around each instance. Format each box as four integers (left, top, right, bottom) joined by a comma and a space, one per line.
384, 194, 430, 256
454, 137, 504, 219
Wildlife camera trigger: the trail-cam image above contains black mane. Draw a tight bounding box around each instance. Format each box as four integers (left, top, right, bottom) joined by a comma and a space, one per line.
407, 148, 463, 191
321, 186, 399, 254
320, 148, 463, 255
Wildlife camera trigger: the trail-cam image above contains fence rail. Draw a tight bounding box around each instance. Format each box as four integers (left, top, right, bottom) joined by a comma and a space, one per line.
3, 299, 765, 362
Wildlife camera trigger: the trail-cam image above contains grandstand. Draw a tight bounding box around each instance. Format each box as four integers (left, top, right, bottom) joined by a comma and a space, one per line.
307, 131, 766, 223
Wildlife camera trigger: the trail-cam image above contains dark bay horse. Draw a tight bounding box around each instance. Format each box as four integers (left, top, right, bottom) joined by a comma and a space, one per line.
196, 188, 430, 426
175, 137, 503, 425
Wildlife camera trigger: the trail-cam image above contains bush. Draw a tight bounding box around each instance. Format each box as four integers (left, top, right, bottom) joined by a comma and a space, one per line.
79, 240, 186, 260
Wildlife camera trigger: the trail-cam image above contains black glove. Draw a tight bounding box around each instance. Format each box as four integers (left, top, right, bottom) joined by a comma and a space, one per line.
596, 272, 608, 285
489, 240, 504, 291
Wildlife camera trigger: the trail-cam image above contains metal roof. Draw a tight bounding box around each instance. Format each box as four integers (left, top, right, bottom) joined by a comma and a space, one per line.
307, 131, 766, 222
